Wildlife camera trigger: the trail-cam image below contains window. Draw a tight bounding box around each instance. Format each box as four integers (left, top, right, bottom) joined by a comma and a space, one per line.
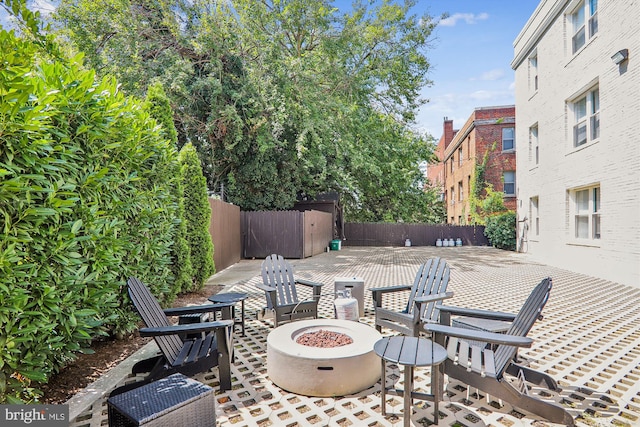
503, 171, 515, 196
458, 181, 463, 201
572, 186, 600, 240
572, 86, 599, 147
529, 124, 539, 164
502, 127, 515, 151
530, 197, 539, 236
571, 0, 598, 54
529, 53, 538, 91
588, 0, 598, 37
458, 147, 463, 167
450, 156, 454, 173
450, 186, 455, 205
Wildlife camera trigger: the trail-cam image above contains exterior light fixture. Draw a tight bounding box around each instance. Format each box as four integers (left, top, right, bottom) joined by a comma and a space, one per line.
611, 49, 629, 65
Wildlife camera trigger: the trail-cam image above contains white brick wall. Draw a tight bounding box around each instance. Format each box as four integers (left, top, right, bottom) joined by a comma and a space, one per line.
513, 0, 640, 287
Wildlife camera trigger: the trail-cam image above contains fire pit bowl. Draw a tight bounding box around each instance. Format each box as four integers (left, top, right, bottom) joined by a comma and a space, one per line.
267, 319, 382, 397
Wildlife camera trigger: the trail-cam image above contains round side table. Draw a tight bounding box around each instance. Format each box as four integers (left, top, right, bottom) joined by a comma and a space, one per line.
208, 292, 249, 336
374, 336, 447, 426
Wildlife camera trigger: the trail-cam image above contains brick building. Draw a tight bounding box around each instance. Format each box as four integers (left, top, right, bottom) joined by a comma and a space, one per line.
429, 106, 516, 225
512, 0, 639, 287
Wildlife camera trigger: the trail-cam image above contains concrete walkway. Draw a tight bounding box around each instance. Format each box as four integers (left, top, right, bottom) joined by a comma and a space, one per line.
68, 246, 640, 426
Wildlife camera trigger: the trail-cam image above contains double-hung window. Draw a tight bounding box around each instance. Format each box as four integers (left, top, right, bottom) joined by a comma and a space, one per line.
573, 186, 600, 240
572, 86, 599, 147
529, 124, 539, 165
530, 197, 539, 237
503, 171, 515, 196
502, 127, 515, 151
529, 53, 538, 91
571, 0, 598, 54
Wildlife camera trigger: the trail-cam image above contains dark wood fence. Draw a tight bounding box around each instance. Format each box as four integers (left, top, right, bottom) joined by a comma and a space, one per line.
344, 223, 489, 247
241, 210, 333, 259
208, 198, 241, 271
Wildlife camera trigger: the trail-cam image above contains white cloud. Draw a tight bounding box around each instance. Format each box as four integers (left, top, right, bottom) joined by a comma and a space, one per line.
469, 90, 495, 101
439, 12, 489, 27
476, 68, 505, 81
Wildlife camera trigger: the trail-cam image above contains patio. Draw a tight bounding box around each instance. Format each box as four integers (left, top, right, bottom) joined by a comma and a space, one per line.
69, 246, 640, 426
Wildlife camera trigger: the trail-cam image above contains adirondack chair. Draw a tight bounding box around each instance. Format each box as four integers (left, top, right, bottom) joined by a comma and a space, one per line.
425, 277, 575, 426
257, 254, 324, 328
126, 277, 235, 392
371, 257, 453, 336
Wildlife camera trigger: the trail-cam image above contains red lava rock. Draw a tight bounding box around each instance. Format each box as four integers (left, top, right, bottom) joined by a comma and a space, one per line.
295, 329, 354, 348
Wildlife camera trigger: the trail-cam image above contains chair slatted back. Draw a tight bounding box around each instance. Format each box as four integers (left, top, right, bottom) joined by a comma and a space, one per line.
127, 277, 182, 364
261, 254, 299, 307
493, 277, 552, 377
405, 257, 450, 321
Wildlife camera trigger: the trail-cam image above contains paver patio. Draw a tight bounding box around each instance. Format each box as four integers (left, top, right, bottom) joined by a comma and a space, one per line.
69, 246, 640, 426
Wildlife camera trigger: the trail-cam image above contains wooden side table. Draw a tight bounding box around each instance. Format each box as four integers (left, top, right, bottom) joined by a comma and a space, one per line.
374, 336, 447, 426
208, 292, 248, 336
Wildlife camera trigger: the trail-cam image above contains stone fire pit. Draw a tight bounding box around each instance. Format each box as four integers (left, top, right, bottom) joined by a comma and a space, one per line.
267, 319, 382, 397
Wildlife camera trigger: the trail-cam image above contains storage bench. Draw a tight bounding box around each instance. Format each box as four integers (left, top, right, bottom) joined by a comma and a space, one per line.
107, 373, 215, 427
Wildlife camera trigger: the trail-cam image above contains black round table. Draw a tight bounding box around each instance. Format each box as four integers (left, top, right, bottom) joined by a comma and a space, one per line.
208, 292, 249, 336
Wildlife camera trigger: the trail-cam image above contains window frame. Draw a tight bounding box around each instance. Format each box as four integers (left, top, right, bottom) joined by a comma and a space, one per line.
569, 185, 601, 242
530, 196, 540, 237
529, 124, 539, 165
503, 171, 516, 196
529, 52, 538, 92
502, 127, 515, 152
569, 0, 598, 55
570, 86, 599, 148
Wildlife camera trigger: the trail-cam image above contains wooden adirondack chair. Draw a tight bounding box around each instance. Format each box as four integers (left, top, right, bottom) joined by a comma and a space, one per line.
371, 257, 453, 336
257, 254, 324, 328
126, 277, 235, 392
425, 277, 575, 426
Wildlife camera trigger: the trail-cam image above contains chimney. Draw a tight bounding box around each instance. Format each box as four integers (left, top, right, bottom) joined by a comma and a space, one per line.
443, 117, 454, 149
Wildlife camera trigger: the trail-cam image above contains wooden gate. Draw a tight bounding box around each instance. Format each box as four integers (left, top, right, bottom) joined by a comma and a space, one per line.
241, 210, 333, 259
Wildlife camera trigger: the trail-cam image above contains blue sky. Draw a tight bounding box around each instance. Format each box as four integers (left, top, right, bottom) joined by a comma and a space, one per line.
413, 0, 541, 138
1, 0, 540, 139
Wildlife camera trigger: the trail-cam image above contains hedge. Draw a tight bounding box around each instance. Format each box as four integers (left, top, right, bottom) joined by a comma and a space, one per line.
0, 29, 180, 403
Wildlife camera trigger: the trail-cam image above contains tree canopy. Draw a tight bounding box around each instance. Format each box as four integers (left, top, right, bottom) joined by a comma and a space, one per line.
49, 0, 446, 222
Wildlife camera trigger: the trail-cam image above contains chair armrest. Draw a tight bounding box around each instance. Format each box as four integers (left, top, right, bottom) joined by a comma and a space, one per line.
296, 278, 324, 288
413, 292, 454, 305
438, 305, 517, 322
256, 283, 276, 293
139, 319, 234, 337
424, 324, 533, 348
370, 284, 412, 295
163, 302, 235, 316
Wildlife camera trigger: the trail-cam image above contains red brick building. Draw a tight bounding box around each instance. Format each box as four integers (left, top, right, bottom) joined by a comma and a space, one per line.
429, 106, 516, 224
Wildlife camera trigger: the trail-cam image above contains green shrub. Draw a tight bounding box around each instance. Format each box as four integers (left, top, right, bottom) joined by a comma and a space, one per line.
0, 28, 180, 403
179, 143, 215, 290
145, 83, 193, 296
484, 211, 517, 251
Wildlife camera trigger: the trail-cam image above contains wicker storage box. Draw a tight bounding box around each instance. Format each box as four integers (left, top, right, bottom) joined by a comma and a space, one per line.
107, 374, 215, 427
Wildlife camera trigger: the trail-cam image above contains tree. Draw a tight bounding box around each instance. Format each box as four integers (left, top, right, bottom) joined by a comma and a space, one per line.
52, 0, 445, 222
179, 143, 215, 289
145, 82, 193, 295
